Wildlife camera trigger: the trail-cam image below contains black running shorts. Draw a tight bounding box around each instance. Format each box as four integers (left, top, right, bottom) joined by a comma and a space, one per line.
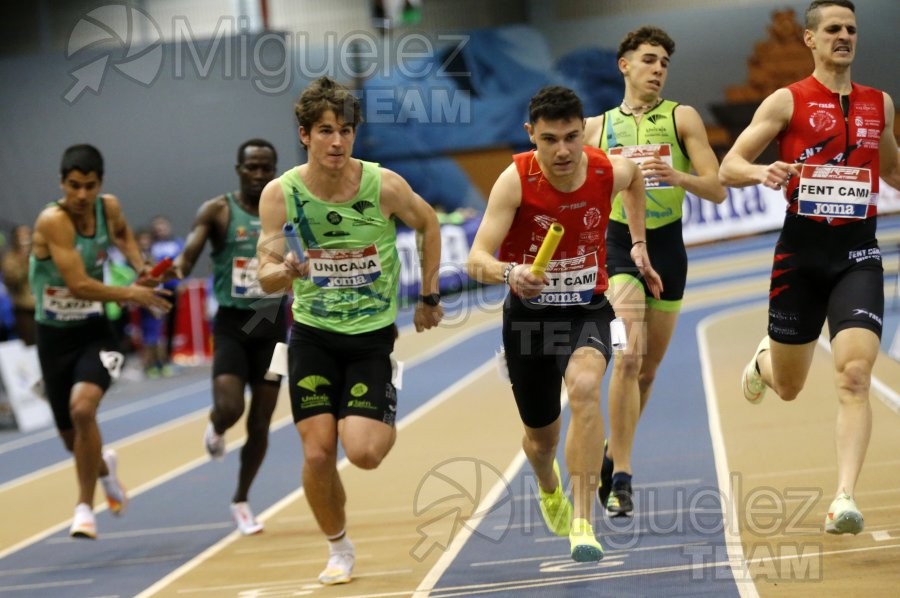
502, 293, 615, 429
287, 322, 397, 425
36, 319, 119, 432
768, 214, 883, 344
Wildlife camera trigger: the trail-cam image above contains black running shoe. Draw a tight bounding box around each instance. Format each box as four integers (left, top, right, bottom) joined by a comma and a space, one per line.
596, 440, 614, 507
606, 475, 633, 517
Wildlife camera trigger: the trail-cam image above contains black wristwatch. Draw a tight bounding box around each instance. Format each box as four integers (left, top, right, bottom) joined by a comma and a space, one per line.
419, 293, 441, 306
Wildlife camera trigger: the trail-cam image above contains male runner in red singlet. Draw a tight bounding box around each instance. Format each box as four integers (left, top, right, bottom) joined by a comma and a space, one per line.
720, 0, 900, 535
467, 85, 662, 561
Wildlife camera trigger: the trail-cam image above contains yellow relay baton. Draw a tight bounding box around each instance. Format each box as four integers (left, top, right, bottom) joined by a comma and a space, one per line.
531, 222, 564, 277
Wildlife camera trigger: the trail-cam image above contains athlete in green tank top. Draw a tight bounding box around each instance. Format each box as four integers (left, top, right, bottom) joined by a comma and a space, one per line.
175, 139, 286, 536
255, 77, 443, 585
583, 26, 726, 519
279, 160, 400, 334
29, 144, 171, 540
30, 198, 111, 327
599, 99, 692, 228
209, 192, 285, 311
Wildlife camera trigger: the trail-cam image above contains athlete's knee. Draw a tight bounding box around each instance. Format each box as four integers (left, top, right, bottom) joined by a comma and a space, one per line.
835, 360, 872, 401
565, 371, 602, 409
303, 442, 338, 471
772, 379, 803, 401
523, 432, 558, 457
213, 392, 246, 425
344, 441, 390, 470
637, 364, 657, 391
613, 350, 642, 380
68, 401, 97, 428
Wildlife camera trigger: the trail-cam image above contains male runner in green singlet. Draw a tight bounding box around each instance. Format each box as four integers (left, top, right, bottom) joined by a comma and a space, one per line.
29, 144, 172, 539
175, 139, 285, 535
584, 26, 727, 516
256, 77, 443, 585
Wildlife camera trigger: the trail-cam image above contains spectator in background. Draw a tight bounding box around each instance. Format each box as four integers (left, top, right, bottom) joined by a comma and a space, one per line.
719, 0, 900, 534
29, 144, 171, 538
174, 139, 287, 536
2, 224, 37, 345
583, 25, 727, 516
133, 228, 170, 377
148, 215, 184, 372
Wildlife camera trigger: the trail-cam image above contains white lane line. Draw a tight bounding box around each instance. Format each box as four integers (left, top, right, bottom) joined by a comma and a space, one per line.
0, 578, 94, 593
135, 360, 497, 598
0, 379, 211, 456
746, 542, 900, 565
419, 561, 732, 597
413, 451, 529, 597
697, 305, 762, 598
413, 388, 572, 597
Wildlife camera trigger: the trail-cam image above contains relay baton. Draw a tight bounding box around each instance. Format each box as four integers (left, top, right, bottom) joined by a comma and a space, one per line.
149, 256, 173, 277
530, 222, 564, 277
282, 222, 306, 263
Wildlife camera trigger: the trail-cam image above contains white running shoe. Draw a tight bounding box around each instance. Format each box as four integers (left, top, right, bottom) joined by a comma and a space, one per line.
230, 502, 264, 535
825, 494, 864, 535
741, 336, 770, 404
70, 503, 97, 539
204, 421, 225, 461
100, 448, 128, 516
318, 544, 355, 585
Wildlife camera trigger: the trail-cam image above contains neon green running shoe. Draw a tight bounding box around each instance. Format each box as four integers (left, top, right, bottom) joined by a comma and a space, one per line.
538, 459, 572, 536
569, 517, 604, 562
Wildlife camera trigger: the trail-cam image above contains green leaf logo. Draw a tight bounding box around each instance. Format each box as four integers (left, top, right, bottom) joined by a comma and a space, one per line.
298, 375, 331, 393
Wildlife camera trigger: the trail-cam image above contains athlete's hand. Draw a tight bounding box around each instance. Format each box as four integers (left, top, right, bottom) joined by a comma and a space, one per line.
284, 251, 309, 279
761, 161, 801, 191
508, 264, 547, 299
414, 303, 443, 332
128, 284, 173, 313
629, 244, 663, 300
641, 150, 682, 187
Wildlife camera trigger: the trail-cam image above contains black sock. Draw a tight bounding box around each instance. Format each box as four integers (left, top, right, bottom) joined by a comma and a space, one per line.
611, 472, 632, 486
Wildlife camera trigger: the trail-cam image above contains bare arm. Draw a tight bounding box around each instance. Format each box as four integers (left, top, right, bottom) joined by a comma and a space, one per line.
33, 207, 171, 311
719, 88, 799, 188
105, 196, 146, 273
879, 92, 900, 189
466, 163, 520, 285
610, 154, 663, 299
175, 197, 225, 278
380, 168, 443, 332
256, 178, 304, 294
583, 115, 603, 148
466, 163, 545, 299
671, 105, 727, 202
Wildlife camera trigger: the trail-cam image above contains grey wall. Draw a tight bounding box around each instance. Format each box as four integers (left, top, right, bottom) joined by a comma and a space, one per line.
0, 35, 304, 238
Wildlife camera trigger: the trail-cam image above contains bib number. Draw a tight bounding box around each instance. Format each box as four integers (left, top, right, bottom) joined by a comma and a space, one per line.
42, 286, 103, 322
609, 144, 673, 189
797, 164, 872, 219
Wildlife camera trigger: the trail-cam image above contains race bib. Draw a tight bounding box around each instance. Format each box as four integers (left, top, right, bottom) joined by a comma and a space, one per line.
527, 253, 599, 306
42, 286, 103, 322
797, 164, 872, 219
231, 257, 267, 298
608, 144, 673, 188
308, 244, 383, 289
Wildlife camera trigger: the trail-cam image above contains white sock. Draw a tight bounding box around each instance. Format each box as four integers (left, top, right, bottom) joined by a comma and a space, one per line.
327, 531, 353, 554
